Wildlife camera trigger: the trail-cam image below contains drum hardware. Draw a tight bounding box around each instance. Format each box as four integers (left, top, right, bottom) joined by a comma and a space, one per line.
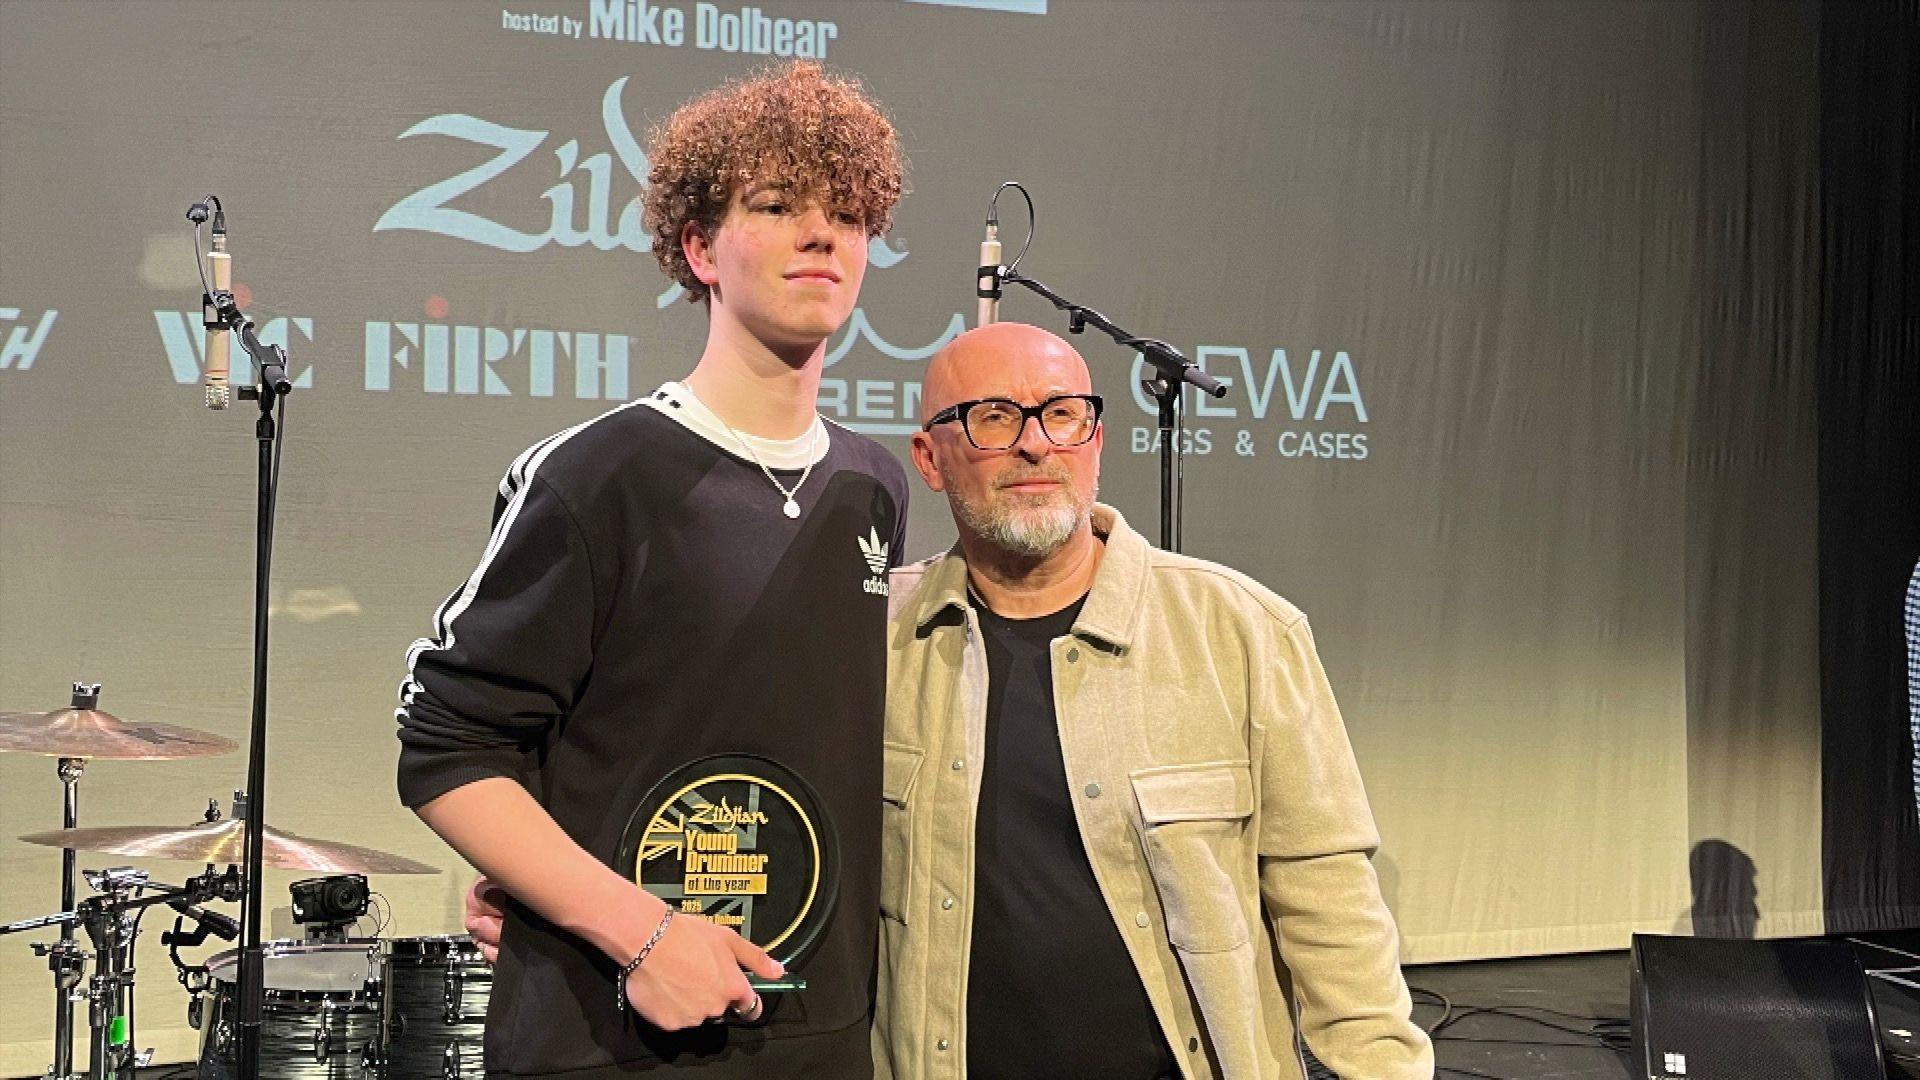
82, 868, 155, 1078
29, 933, 85, 1080
4, 674, 448, 1080
1, 683, 239, 1080
1, 866, 243, 1080
9, 872, 493, 1080
5, 779, 440, 1080
46, 756, 86, 1080
443, 967, 481, 1026
165, 878, 229, 1018
294, 1010, 376, 1066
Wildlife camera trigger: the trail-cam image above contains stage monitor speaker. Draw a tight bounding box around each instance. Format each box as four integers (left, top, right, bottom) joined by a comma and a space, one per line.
1630, 934, 1887, 1080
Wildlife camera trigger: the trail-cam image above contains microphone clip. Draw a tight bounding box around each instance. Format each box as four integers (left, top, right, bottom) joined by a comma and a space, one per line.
978, 219, 1003, 302
160, 916, 216, 950
977, 262, 1003, 301
202, 289, 233, 333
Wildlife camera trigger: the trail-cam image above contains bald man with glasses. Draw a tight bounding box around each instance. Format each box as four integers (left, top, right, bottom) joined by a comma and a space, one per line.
874, 323, 1430, 1080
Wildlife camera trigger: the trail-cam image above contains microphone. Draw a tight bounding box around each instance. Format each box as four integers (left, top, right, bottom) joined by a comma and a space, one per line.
204, 216, 231, 410
166, 899, 239, 941
977, 220, 1002, 328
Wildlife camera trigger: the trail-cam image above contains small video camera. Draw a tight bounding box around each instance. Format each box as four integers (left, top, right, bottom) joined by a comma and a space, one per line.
289, 873, 370, 926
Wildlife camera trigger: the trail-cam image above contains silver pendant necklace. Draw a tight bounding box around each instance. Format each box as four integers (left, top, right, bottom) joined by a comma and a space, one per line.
712, 409, 822, 519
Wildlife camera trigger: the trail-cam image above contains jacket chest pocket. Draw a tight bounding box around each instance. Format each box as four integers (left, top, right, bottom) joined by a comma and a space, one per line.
1129, 761, 1255, 954
879, 741, 925, 924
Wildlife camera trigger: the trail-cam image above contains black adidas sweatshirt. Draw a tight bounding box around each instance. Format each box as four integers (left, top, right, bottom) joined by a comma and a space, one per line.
397, 394, 908, 1078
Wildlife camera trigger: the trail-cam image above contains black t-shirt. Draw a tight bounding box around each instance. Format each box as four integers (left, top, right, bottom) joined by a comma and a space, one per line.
397, 397, 907, 1078
965, 592, 1177, 1080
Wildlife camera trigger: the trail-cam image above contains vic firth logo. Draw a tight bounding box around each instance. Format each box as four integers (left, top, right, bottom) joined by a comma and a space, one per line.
860, 528, 889, 595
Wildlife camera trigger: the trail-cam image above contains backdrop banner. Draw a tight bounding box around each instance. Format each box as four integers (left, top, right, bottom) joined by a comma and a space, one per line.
0, 1, 1882, 1071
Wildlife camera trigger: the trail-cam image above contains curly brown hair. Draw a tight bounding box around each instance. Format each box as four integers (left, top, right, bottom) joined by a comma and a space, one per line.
644, 61, 906, 304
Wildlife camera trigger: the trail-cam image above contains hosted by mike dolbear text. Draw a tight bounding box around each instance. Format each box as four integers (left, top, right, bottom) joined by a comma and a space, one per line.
502, 2, 840, 58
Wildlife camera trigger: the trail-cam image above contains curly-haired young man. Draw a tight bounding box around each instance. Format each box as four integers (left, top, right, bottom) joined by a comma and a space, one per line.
397, 61, 909, 1077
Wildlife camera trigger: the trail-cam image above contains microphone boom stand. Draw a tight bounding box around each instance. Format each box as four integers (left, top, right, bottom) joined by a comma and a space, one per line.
996, 270, 1226, 552
206, 289, 294, 1080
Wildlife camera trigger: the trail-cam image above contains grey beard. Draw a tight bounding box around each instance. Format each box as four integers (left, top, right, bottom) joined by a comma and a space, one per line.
952, 485, 1094, 559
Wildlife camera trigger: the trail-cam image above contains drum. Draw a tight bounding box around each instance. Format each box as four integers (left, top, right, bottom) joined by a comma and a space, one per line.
194, 940, 385, 1080
383, 936, 490, 1080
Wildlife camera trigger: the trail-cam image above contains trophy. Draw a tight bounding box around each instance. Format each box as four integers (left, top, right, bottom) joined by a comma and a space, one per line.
616, 755, 838, 992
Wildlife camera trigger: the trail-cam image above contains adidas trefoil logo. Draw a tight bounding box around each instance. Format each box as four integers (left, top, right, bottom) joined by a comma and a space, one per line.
859, 527, 890, 596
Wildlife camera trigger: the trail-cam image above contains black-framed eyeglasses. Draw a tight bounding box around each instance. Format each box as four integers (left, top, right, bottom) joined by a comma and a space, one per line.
922, 393, 1104, 451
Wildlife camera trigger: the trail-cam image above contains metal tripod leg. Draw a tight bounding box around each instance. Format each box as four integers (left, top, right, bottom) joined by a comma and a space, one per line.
44, 757, 86, 1080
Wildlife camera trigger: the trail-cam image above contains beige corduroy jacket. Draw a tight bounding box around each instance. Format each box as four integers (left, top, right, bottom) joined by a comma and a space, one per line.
873, 505, 1432, 1080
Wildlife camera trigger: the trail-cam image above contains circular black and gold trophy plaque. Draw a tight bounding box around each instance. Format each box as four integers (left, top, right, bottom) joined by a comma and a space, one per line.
617, 755, 838, 992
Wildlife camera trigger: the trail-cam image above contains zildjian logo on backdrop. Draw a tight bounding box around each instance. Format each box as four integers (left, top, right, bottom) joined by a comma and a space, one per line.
372, 77, 962, 366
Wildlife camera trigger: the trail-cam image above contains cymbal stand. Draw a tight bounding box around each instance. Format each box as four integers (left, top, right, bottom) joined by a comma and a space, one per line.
31, 683, 102, 1080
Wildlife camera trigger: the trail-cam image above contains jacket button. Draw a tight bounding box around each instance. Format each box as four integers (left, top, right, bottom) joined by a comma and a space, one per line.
1188, 1037, 1199, 1053
942, 897, 956, 910
1135, 912, 1149, 928
950, 759, 965, 771
1067, 647, 1080, 663
1085, 782, 1101, 798
937, 1039, 950, 1051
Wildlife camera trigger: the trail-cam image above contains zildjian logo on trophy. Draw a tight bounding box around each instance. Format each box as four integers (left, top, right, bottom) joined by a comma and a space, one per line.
621, 758, 833, 960
649, 796, 772, 905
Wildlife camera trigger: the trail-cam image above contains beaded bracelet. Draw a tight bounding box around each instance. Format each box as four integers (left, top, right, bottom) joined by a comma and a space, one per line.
615, 908, 676, 1013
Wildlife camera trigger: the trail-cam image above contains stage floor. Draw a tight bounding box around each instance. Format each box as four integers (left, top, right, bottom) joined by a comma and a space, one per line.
1407, 949, 1630, 1079
75, 931, 1920, 1080
1405, 931, 1920, 1080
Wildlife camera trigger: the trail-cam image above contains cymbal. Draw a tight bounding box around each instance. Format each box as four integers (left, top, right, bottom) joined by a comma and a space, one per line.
19, 819, 440, 875
0, 708, 238, 761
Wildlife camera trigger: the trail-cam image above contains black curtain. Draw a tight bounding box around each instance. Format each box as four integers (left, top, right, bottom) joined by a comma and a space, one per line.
1818, 0, 1920, 930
